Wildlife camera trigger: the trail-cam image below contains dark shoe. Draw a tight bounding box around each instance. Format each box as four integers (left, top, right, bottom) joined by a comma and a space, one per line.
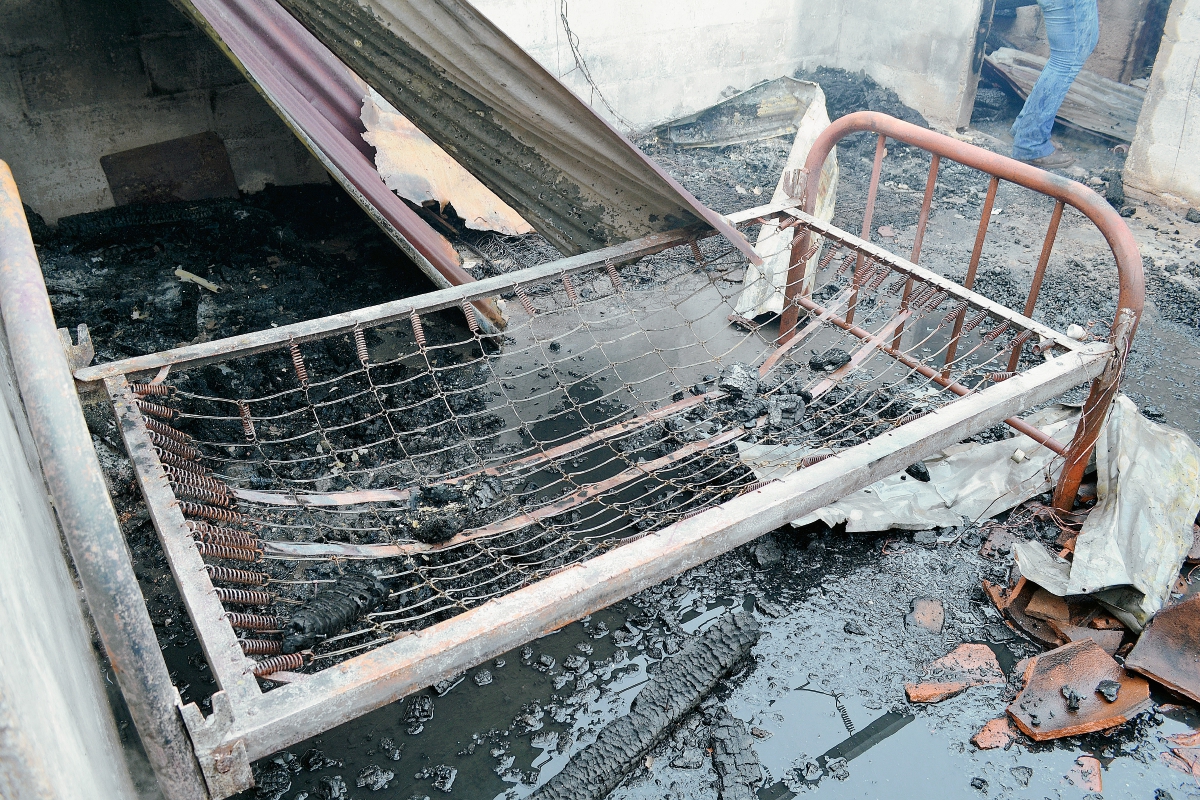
1019, 148, 1075, 169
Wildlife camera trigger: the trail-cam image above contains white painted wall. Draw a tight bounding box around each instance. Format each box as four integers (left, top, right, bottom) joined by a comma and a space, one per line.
475, 0, 985, 130
1125, 0, 1200, 206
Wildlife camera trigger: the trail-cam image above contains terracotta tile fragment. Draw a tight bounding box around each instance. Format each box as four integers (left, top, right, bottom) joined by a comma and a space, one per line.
1045, 620, 1124, 655
1126, 594, 1200, 704
1163, 729, 1200, 778
1025, 589, 1069, 622
971, 717, 1018, 750
1066, 755, 1102, 792
905, 596, 945, 634
1007, 640, 1152, 741
982, 578, 1063, 647
905, 643, 1005, 704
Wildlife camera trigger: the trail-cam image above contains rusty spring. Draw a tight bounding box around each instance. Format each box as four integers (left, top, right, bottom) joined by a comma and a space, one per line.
799, 243, 820, 262
897, 409, 936, 425
989, 372, 1016, 382
982, 321, 1011, 342
922, 290, 948, 311
179, 501, 244, 525
225, 612, 284, 632
605, 260, 624, 292
738, 479, 773, 495
164, 466, 228, 496
866, 265, 891, 291
136, 399, 177, 421
461, 301, 481, 334
149, 431, 201, 460
238, 400, 256, 443
215, 587, 274, 606
853, 261, 877, 288
515, 286, 537, 316
197, 542, 261, 563
1007, 329, 1033, 351
941, 301, 969, 325
143, 417, 191, 444
562, 274, 579, 304
689, 240, 705, 264
909, 283, 935, 307
886, 276, 908, 295
289, 341, 309, 387
836, 252, 857, 276
252, 652, 308, 677
800, 453, 833, 468
193, 528, 261, 552
172, 483, 231, 508
129, 383, 171, 397
206, 564, 266, 585
834, 694, 856, 734
354, 327, 370, 365
240, 638, 283, 656
410, 311, 426, 349
818, 243, 842, 269
962, 309, 991, 333
155, 447, 204, 473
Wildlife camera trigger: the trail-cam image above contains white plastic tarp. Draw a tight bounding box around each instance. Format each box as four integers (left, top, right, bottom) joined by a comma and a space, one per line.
736, 405, 1080, 532
1014, 396, 1200, 630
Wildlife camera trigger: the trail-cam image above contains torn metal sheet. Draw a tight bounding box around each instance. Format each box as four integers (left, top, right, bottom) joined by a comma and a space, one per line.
734, 83, 840, 318
985, 48, 1145, 142
175, 0, 506, 331
1014, 395, 1200, 630
766, 405, 1079, 532
658, 77, 829, 148
360, 87, 533, 236
270, 0, 759, 263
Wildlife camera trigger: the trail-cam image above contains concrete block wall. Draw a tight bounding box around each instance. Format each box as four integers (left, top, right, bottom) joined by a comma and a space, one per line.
0, 0, 327, 223
1124, 0, 1200, 206
475, 0, 986, 130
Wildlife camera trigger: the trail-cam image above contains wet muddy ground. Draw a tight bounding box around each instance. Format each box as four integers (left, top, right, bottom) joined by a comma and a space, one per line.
36, 68, 1200, 799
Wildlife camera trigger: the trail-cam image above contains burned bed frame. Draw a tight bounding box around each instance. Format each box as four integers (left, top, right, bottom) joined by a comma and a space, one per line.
1, 112, 1143, 799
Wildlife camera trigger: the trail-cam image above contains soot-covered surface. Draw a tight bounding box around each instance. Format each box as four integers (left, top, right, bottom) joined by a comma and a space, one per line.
37, 67, 1200, 800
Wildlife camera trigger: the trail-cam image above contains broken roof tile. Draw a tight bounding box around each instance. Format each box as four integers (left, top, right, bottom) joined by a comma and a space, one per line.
1126, 593, 1200, 704
905, 643, 1005, 704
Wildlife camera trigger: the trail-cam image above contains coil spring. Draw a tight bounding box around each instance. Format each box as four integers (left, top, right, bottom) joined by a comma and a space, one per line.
136, 399, 177, 421
179, 501, 244, 525
834, 694, 856, 735
155, 447, 205, 473
867, 266, 890, 291
410, 311, 427, 349
129, 383, 171, 396
941, 301, 969, 325
818, 244, 842, 269
225, 612, 284, 631
562, 274, 579, 304
515, 286, 537, 315
1007, 329, 1033, 351
240, 639, 283, 656
853, 262, 877, 288
989, 372, 1015, 382
604, 260, 624, 292
897, 409, 935, 425
910, 284, 936, 307
886, 276, 908, 295
289, 341, 309, 387
198, 542, 260, 563
982, 320, 1011, 342
836, 253, 856, 276
144, 417, 191, 444
252, 652, 307, 677
354, 328, 370, 365
194, 529, 260, 552
206, 566, 265, 589
214, 587, 274, 606
800, 453, 833, 468
800, 244, 820, 262
172, 483, 231, 507
149, 431, 201, 460
690, 240, 705, 265
461, 301, 481, 334
739, 479, 772, 495
962, 309, 990, 333
188, 520, 257, 544
923, 290, 948, 311
237, 400, 256, 443
164, 466, 228, 496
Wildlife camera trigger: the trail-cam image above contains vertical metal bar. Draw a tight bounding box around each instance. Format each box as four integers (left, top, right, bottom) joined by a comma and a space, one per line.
779, 221, 814, 343
0, 162, 209, 799
942, 175, 1000, 374
846, 134, 887, 325
1007, 200, 1064, 372
892, 154, 941, 348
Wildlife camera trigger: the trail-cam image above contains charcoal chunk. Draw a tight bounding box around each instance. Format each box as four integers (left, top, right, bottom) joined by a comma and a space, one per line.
905, 462, 931, 482
282, 571, 389, 653
809, 349, 851, 372
718, 363, 759, 397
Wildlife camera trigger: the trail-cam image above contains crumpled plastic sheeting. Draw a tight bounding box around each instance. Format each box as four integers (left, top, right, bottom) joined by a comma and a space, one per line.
735, 405, 1079, 533
734, 84, 839, 318
1014, 396, 1200, 631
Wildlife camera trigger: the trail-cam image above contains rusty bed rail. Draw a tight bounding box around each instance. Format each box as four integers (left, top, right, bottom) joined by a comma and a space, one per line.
781, 111, 1143, 511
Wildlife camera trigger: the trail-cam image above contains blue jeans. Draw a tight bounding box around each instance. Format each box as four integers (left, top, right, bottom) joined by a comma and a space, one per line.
1010, 0, 1099, 160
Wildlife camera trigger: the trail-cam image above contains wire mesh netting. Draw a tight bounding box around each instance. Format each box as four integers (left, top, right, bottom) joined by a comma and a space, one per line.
119, 215, 1060, 680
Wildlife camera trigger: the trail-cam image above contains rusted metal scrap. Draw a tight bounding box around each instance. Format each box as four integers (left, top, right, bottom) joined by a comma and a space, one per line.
1007, 639, 1151, 740
1126, 593, 1200, 705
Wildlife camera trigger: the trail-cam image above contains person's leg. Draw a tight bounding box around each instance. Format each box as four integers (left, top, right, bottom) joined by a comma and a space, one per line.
1010, 0, 1099, 161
